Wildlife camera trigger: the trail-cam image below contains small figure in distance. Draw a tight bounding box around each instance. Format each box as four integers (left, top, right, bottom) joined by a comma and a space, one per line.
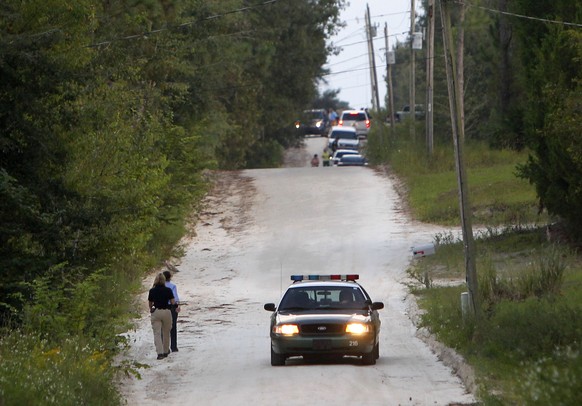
331, 137, 339, 154
311, 154, 320, 167
328, 107, 339, 126
322, 148, 331, 167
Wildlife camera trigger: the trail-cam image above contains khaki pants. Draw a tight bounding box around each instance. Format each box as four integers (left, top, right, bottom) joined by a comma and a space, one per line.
151, 308, 172, 355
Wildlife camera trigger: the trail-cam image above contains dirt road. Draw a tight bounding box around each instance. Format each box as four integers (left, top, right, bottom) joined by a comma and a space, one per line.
120, 137, 475, 405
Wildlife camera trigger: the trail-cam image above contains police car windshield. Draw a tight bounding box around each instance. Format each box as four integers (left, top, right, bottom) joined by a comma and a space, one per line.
279, 287, 366, 310
331, 131, 357, 140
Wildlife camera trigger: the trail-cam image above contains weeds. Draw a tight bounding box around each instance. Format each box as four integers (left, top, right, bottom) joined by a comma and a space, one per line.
367, 126, 546, 226
0, 332, 122, 405
413, 227, 581, 404
376, 124, 581, 404
519, 345, 582, 405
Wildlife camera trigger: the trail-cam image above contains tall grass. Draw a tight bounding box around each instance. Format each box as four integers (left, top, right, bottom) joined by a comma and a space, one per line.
367, 124, 545, 226
0, 332, 122, 405
382, 124, 582, 403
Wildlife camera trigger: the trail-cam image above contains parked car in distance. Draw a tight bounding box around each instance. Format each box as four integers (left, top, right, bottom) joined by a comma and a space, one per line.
394, 104, 425, 122
338, 110, 371, 139
295, 109, 329, 136
328, 126, 359, 151
337, 154, 368, 167
330, 149, 359, 166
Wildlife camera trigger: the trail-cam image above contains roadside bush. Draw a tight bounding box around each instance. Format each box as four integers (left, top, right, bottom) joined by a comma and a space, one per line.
519, 345, 582, 405
479, 244, 568, 306
22, 265, 128, 344
516, 244, 567, 298
0, 331, 121, 405
417, 286, 476, 350
479, 298, 582, 359
245, 138, 284, 169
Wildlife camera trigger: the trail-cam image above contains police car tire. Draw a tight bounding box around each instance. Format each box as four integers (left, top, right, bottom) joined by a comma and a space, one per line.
271, 346, 286, 366
374, 342, 380, 360
362, 349, 376, 365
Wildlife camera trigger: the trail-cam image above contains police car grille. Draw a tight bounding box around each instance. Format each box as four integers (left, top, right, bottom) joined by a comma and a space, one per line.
301, 323, 344, 335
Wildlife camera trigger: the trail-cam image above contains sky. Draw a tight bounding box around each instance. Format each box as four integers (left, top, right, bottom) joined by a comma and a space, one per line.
320, 0, 421, 109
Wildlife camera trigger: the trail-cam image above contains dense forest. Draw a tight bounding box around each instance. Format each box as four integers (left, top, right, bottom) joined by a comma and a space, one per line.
0, 0, 345, 326
390, 0, 582, 233
0, 0, 581, 403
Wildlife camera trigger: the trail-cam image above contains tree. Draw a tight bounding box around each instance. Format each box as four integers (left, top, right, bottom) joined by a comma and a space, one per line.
0, 0, 348, 325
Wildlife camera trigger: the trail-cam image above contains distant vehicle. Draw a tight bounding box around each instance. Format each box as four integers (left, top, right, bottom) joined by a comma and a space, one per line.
264, 274, 384, 366
330, 149, 359, 166
337, 154, 368, 167
328, 126, 359, 151
295, 109, 329, 136
395, 105, 425, 122
338, 110, 371, 138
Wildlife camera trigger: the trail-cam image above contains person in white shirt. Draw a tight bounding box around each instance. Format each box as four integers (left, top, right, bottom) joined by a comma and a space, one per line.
163, 270, 181, 352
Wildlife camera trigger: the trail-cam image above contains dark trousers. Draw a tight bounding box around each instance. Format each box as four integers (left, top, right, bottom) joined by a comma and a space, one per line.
169, 306, 178, 351
161, 307, 179, 351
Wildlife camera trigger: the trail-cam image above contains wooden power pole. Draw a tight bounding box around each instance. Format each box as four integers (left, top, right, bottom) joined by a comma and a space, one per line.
439, 0, 479, 315
385, 23, 395, 128
426, 0, 435, 154
366, 4, 380, 111
409, 0, 416, 139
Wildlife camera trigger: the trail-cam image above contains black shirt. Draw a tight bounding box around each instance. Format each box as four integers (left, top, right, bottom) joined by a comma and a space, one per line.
148, 285, 174, 309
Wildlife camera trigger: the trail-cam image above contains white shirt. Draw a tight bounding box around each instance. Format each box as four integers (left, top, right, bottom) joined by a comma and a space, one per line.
165, 281, 180, 304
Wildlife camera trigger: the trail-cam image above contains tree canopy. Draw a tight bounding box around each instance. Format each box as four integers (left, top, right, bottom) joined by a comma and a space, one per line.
0, 0, 345, 326
390, 0, 582, 237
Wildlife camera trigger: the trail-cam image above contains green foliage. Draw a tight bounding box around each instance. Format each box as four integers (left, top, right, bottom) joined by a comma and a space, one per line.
413, 228, 582, 404
0, 1, 347, 403
519, 345, 582, 405
245, 138, 285, 169
511, 2, 582, 238
479, 298, 581, 359
0, 0, 346, 319
22, 264, 129, 344
0, 332, 121, 406
367, 125, 543, 226
417, 286, 476, 350
479, 244, 568, 306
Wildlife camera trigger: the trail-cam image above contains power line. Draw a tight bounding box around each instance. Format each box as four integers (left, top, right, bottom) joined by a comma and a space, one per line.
337, 31, 409, 48
88, 0, 280, 48
324, 53, 369, 68
459, 1, 582, 29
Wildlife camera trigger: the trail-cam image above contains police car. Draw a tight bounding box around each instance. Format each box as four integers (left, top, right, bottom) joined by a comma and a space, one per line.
264, 275, 384, 366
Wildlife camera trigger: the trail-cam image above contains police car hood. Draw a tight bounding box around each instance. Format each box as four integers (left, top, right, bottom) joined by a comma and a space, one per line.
275, 311, 371, 324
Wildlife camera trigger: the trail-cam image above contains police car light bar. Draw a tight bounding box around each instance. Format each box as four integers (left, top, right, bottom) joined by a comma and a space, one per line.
291, 274, 359, 281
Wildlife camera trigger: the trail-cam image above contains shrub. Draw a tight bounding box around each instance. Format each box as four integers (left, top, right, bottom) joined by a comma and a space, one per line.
0, 331, 121, 405
519, 345, 582, 405
479, 298, 582, 359
417, 286, 476, 350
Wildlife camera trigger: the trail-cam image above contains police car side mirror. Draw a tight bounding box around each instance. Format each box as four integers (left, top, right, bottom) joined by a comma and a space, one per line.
371, 302, 384, 310
264, 303, 276, 312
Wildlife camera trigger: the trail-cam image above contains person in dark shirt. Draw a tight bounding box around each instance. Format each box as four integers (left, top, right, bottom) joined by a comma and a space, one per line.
148, 273, 176, 359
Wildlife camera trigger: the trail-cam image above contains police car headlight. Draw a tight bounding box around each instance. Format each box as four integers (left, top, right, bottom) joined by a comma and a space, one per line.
275, 324, 299, 336
345, 323, 370, 335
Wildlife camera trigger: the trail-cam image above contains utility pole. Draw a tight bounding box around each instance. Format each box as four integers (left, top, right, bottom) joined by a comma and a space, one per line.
365, 4, 380, 111
409, 0, 416, 139
385, 23, 395, 128
426, 0, 435, 154
439, 0, 479, 316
